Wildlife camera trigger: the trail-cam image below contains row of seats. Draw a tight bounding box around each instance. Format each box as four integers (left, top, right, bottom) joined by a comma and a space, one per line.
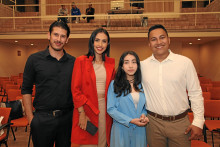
0, 73, 33, 146
188, 100, 220, 147
196, 74, 220, 147
1, 73, 219, 147
198, 75, 220, 100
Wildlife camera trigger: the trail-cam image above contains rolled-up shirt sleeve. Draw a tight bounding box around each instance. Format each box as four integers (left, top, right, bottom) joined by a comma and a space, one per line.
21, 55, 35, 95
186, 60, 205, 129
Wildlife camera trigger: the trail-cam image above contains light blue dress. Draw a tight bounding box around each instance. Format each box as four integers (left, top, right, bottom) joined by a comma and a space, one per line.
107, 81, 147, 147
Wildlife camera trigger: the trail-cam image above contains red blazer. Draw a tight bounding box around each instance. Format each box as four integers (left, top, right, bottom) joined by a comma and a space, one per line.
71, 55, 115, 145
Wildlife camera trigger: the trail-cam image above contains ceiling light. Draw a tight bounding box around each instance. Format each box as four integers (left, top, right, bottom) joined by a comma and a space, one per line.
15, 40, 18, 42
197, 38, 201, 40
31, 44, 34, 46
189, 43, 192, 45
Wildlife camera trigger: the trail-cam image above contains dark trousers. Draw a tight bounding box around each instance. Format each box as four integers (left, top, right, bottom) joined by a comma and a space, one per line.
87, 17, 94, 23
31, 109, 73, 147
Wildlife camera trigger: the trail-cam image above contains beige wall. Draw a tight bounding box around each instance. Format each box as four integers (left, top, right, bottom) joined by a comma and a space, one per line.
0, 41, 28, 77
199, 39, 220, 81
181, 44, 200, 72
0, 38, 218, 80
26, 37, 192, 68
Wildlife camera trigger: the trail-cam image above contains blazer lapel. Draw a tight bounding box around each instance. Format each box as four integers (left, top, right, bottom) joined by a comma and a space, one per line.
127, 93, 137, 113
136, 92, 145, 114
86, 57, 97, 91
104, 58, 115, 93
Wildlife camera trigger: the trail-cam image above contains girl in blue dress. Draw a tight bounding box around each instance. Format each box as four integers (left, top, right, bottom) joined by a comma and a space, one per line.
107, 51, 149, 147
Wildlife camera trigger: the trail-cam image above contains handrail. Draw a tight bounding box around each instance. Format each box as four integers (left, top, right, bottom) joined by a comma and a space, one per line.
0, 11, 219, 19
0, 0, 218, 33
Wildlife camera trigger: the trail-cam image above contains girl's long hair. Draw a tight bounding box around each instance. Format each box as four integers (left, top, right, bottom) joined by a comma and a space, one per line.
114, 51, 142, 97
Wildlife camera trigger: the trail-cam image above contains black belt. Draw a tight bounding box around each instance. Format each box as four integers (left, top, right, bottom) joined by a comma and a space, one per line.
35, 107, 73, 117
147, 109, 189, 121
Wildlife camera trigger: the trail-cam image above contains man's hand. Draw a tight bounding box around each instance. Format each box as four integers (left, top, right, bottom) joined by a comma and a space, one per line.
185, 125, 203, 140
22, 94, 34, 125
27, 115, 34, 125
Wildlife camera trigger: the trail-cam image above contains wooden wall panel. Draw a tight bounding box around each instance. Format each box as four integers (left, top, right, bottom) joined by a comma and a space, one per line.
0, 4, 15, 25
164, 2, 174, 12
145, 2, 164, 12
0, 4, 13, 17
44, 1, 177, 15
124, 0, 131, 9
45, 0, 112, 15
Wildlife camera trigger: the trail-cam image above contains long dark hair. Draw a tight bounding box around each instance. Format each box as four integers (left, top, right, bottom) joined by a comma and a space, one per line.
87, 28, 110, 61
114, 51, 142, 97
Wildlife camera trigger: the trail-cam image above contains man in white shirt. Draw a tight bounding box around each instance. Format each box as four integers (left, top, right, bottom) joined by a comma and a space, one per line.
141, 24, 204, 147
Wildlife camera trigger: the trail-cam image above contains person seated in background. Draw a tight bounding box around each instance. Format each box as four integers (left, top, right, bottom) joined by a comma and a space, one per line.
85, 3, 95, 23
71, 2, 81, 23
58, 5, 68, 23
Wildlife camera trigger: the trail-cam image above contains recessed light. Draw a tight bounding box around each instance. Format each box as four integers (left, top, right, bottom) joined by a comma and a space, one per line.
197, 38, 201, 40
15, 40, 18, 42
189, 43, 192, 45
31, 44, 34, 46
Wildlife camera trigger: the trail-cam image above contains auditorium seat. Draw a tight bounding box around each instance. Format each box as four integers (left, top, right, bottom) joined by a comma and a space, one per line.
201, 84, 213, 92
202, 92, 211, 100
212, 81, 220, 87
204, 100, 220, 147
207, 87, 220, 100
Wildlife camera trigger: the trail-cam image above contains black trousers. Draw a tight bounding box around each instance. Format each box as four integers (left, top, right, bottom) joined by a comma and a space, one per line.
87, 17, 94, 23
31, 109, 73, 147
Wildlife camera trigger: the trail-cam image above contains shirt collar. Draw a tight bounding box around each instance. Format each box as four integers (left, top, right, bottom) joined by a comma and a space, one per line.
44, 46, 68, 61
150, 49, 175, 62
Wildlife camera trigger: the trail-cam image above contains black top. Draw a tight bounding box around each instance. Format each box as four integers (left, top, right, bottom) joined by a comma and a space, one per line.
21, 47, 75, 111
86, 7, 95, 19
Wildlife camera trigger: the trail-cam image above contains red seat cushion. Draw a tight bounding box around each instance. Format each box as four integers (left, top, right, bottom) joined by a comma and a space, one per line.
11, 117, 28, 127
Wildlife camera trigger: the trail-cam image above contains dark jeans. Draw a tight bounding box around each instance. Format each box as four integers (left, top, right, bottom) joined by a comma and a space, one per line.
31, 109, 73, 147
87, 17, 94, 23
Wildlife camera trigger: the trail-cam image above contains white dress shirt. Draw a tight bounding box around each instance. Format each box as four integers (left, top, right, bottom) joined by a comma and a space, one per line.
141, 50, 205, 129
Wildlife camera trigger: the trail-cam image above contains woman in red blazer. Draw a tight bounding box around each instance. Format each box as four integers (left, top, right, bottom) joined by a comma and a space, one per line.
71, 28, 115, 147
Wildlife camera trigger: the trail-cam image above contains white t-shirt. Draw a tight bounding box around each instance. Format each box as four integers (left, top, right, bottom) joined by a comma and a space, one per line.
130, 92, 140, 109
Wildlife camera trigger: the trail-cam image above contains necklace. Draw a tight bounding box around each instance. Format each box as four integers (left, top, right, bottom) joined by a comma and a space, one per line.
128, 78, 134, 83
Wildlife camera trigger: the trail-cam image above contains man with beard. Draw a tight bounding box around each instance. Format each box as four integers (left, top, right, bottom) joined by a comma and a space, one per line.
141, 24, 204, 147
22, 21, 75, 147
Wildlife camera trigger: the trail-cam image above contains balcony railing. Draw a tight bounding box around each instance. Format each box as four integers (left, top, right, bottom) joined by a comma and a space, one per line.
0, 0, 219, 34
